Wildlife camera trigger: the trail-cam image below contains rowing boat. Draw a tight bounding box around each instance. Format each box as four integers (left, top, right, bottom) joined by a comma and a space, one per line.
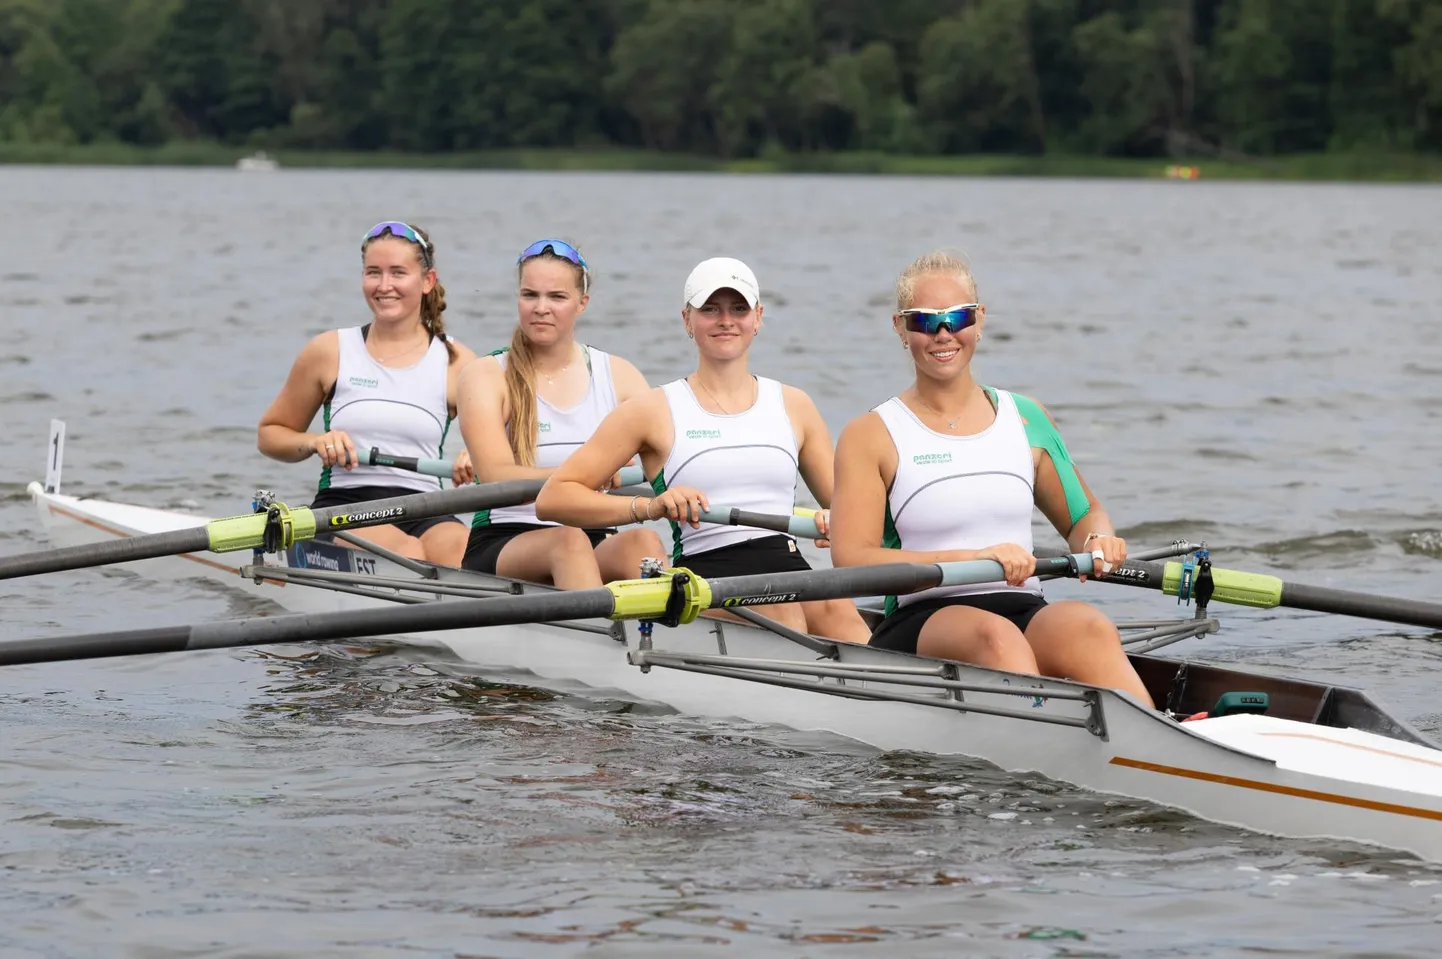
21, 445, 1442, 861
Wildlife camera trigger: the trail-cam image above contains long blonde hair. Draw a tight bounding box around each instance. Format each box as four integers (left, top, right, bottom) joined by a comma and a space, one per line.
504, 245, 589, 466
895, 249, 978, 311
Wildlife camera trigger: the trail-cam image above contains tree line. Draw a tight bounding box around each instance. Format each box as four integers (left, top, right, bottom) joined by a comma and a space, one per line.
2, 0, 1439, 159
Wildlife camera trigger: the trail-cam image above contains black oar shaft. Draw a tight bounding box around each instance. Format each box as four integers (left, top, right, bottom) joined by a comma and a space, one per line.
0, 587, 618, 667
1280, 582, 1442, 631
704, 556, 1082, 608
1096, 557, 1442, 631
4, 480, 544, 581
708, 564, 938, 606
0, 528, 211, 580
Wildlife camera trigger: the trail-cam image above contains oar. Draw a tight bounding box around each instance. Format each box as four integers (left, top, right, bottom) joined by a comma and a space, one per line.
0, 553, 1097, 667
697, 506, 822, 538
1097, 557, 1442, 631
1, 480, 544, 581
366, 448, 644, 488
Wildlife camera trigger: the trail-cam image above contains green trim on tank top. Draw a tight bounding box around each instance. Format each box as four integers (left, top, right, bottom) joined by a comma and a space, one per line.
881, 499, 902, 617
983, 386, 1089, 527
651, 469, 684, 564
317, 396, 333, 491
434, 414, 452, 490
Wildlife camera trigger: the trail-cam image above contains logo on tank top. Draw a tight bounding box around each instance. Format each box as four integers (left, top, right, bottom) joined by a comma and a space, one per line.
686, 428, 722, 440
913, 452, 953, 466
348, 375, 379, 389
539, 421, 552, 433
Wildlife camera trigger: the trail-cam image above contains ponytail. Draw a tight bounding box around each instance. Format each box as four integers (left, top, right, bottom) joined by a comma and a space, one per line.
503, 326, 539, 466
420, 279, 456, 360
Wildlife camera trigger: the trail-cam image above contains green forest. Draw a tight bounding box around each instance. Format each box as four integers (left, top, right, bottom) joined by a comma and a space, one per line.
1, 0, 1440, 165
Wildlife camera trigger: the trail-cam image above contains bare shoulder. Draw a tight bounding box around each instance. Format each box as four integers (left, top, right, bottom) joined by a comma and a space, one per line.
460, 352, 504, 383
779, 382, 821, 414
446, 337, 479, 367
297, 329, 339, 365
607, 353, 651, 398
837, 409, 890, 455
619, 384, 669, 417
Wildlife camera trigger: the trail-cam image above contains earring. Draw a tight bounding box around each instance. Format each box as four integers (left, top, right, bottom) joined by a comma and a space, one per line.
900, 340, 908, 351
687, 331, 694, 339
976, 332, 983, 342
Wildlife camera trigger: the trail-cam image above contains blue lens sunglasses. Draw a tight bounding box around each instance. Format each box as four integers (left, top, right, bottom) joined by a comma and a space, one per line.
898, 303, 980, 335
519, 239, 590, 293
363, 221, 433, 268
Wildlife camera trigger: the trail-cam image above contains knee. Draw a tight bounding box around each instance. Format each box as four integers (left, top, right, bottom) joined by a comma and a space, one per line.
551, 527, 595, 559
610, 527, 665, 558
975, 621, 1031, 661
1070, 606, 1123, 648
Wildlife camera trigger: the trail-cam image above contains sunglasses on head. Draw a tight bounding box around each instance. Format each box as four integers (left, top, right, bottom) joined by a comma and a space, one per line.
518, 239, 590, 293
897, 303, 980, 335
363, 221, 433, 267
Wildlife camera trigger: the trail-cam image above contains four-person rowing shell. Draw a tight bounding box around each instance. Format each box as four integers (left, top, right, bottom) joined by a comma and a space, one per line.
253, 224, 1142, 697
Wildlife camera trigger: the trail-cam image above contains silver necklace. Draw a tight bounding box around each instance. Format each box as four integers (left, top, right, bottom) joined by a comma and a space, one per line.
694, 376, 753, 415
915, 392, 965, 430
372, 338, 426, 364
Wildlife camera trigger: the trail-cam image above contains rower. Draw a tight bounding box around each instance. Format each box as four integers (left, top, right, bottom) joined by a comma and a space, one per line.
535, 257, 872, 644
457, 239, 663, 587
257, 221, 477, 566
828, 249, 1155, 705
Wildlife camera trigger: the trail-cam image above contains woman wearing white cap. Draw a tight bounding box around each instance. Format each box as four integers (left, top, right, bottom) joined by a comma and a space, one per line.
535, 257, 871, 643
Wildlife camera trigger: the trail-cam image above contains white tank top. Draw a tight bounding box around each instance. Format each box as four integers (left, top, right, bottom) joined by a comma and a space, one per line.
477, 345, 618, 527
874, 389, 1039, 611
321, 325, 452, 493
656, 376, 798, 561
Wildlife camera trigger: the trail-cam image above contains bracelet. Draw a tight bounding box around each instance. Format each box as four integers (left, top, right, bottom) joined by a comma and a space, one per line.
1082, 531, 1114, 546
628, 495, 643, 525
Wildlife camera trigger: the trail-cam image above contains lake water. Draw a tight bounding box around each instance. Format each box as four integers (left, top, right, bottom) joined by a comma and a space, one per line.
3, 166, 1442, 957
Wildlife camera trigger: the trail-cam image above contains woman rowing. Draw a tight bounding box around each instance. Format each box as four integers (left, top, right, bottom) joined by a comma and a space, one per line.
457, 239, 663, 586
535, 257, 871, 644
828, 250, 1154, 706
258, 221, 477, 566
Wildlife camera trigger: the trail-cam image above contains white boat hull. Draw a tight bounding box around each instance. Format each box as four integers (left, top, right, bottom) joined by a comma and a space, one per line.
25, 481, 1442, 861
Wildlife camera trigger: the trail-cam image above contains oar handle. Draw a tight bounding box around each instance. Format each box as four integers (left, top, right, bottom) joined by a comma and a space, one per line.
697, 507, 821, 538
366, 449, 645, 488
366, 448, 453, 478
937, 553, 1096, 586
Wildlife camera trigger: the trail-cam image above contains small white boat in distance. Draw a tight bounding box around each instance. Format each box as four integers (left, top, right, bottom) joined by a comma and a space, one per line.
236, 150, 279, 172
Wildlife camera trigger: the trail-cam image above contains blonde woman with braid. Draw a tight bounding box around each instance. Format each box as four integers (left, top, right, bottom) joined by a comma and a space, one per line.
458, 240, 663, 586
258, 221, 477, 566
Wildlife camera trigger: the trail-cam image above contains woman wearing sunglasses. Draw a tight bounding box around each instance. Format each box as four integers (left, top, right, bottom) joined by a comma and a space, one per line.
457, 240, 664, 587
534, 257, 872, 644
827, 250, 1154, 705
258, 221, 478, 566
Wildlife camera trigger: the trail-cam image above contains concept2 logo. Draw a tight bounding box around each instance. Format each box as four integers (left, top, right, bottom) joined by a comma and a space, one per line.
328, 506, 405, 528
721, 593, 801, 607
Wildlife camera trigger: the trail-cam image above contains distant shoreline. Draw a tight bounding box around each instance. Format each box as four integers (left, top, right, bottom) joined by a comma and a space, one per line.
3, 142, 1441, 183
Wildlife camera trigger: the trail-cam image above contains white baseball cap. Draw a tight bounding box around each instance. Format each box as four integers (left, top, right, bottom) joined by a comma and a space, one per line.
683, 257, 760, 309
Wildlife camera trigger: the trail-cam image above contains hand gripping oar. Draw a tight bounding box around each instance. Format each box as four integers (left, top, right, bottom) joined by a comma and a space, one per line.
366, 448, 644, 488
1094, 556, 1442, 631
0, 553, 1097, 667
1, 480, 544, 581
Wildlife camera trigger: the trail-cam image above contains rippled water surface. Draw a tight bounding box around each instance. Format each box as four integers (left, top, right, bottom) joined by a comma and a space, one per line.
4, 167, 1442, 957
